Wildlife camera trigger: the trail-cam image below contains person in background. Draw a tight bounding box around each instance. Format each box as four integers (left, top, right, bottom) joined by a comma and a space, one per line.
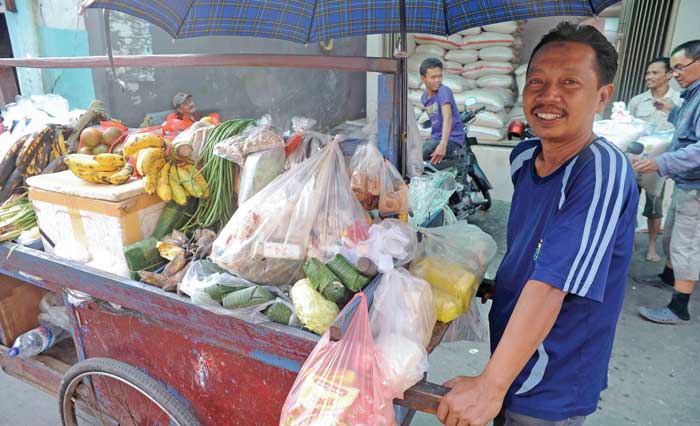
627, 57, 682, 262
420, 58, 465, 164
437, 22, 637, 426
166, 92, 203, 129
636, 40, 700, 325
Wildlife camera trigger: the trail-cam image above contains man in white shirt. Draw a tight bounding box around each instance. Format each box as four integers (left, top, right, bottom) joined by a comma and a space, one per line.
627, 57, 682, 262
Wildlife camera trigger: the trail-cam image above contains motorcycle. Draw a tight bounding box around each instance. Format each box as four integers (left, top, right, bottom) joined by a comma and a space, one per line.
421, 106, 493, 221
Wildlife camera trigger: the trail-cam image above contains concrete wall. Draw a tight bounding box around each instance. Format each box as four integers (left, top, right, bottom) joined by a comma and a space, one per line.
84, 10, 367, 129
669, 0, 699, 51
4, 0, 95, 109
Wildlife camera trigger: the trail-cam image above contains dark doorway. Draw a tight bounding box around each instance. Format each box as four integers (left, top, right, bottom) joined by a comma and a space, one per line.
0, 13, 19, 107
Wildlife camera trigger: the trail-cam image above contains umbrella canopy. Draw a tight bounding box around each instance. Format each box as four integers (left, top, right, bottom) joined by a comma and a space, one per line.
83, 0, 620, 43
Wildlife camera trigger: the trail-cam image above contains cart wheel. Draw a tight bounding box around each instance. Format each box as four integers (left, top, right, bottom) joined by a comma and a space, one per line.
59, 357, 199, 426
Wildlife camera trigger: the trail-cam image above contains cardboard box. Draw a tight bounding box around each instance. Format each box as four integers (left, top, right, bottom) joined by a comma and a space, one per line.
0, 275, 47, 346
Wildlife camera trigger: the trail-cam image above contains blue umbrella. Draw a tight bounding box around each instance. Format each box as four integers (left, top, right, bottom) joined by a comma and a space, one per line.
82, 0, 621, 43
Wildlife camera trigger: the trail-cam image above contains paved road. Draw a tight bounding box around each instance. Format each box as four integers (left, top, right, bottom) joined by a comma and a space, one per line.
1, 201, 698, 425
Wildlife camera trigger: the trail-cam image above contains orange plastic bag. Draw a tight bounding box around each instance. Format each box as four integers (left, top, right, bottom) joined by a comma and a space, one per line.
279, 293, 396, 426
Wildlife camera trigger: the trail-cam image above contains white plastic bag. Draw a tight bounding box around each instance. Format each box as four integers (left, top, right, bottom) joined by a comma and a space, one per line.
477, 74, 515, 89
461, 89, 507, 112
472, 110, 507, 129
462, 32, 515, 49
414, 34, 462, 50
444, 61, 464, 75
483, 21, 519, 34
479, 46, 515, 62
214, 115, 284, 165
468, 124, 506, 141
415, 44, 446, 57
445, 49, 479, 65
442, 299, 490, 343
462, 61, 514, 79
370, 268, 435, 399
406, 106, 424, 177
458, 27, 481, 36
340, 219, 418, 273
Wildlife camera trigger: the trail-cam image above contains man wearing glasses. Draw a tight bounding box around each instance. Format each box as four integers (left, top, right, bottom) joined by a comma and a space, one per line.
635, 40, 700, 324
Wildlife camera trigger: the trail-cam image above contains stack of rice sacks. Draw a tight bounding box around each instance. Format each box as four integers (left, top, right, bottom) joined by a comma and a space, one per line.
408, 21, 523, 143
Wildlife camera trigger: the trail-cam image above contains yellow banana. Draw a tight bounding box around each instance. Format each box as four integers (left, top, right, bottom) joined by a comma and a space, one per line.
169, 164, 188, 206
94, 153, 125, 169
58, 131, 68, 156
136, 148, 165, 177
156, 162, 172, 202
64, 154, 121, 172
191, 166, 209, 198
143, 173, 157, 194
107, 164, 134, 185
68, 166, 113, 184
176, 164, 204, 198
123, 133, 166, 159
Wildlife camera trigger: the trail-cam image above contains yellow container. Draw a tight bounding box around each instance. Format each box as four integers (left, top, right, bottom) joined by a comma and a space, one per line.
411, 257, 478, 309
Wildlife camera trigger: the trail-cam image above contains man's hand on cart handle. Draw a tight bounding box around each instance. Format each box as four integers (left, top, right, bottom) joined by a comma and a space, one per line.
437, 375, 504, 426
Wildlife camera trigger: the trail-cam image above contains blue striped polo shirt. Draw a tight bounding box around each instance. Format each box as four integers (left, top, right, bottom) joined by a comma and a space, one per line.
491, 137, 638, 421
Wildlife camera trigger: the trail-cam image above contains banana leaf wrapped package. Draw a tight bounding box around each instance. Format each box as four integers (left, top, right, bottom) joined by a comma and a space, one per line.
304, 258, 351, 305
222, 286, 275, 309
325, 254, 370, 292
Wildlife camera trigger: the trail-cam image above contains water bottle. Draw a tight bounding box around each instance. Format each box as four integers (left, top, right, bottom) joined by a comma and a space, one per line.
7, 324, 69, 358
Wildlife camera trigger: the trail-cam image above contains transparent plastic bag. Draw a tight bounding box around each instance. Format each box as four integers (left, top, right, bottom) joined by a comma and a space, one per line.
214, 115, 284, 165
441, 299, 490, 343
38, 292, 71, 331
239, 146, 285, 204
285, 117, 325, 169
379, 159, 409, 218
181, 260, 300, 326
370, 268, 435, 399
412, 222, 497, 322
279, 293, 395, 426
349, 141, 384, 211
406, 106, 424, 177
211, 137, 370, 285
340, 219, 418, 273
408, 171, 461, 227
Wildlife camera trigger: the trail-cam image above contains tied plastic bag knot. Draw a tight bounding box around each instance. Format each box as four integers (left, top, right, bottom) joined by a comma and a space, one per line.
213, 115, 284, 165
340, 219, 418, 273
279, 293, 396, 426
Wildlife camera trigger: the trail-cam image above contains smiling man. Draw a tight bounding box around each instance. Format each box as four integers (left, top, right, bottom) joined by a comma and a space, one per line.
437, 23, 638, 426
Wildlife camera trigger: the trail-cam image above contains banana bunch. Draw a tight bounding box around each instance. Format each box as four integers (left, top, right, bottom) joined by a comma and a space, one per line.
151, 160, 209, 206
122, 133, 166, 159
0, 124, 73, 205
64, 154, 134, 185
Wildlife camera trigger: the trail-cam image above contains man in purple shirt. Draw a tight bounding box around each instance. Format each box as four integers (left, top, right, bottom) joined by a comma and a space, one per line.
420, 58, 466, 164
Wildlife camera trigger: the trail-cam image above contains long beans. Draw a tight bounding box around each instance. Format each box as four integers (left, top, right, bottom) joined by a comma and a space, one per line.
183, 119, 255, 232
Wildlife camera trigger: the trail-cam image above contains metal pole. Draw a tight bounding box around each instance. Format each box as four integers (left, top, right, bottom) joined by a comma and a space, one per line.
399, 0, 408, 176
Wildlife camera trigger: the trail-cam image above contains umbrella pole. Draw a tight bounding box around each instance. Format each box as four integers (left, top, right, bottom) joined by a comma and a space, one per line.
399, 0, 408, 176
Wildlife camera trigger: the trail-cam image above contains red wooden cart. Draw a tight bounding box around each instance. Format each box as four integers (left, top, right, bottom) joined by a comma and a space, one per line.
0, 50, 451, 425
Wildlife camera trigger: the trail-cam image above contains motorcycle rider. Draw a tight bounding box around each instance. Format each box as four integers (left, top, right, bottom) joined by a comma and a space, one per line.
420, 58, 466, 164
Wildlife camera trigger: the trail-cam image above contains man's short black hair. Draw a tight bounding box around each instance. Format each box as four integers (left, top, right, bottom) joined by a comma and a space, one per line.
420, 57, 443, 77
646, 56, 671, 72
671, 40, 700, 61
528, 22, 618, 86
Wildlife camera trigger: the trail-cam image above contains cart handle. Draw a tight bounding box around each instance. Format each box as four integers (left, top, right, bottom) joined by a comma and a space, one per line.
396, 381, 451, 415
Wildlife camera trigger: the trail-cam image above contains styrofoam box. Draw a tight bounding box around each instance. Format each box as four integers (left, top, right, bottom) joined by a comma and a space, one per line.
26, 171, 165, 278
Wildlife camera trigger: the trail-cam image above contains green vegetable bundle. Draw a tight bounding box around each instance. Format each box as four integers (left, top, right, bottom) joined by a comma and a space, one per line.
326, 254, 370, 292
183, 119, 255, 232
0, 194, 37, 242
304, 258, 351, 305
222, 285, 275, 309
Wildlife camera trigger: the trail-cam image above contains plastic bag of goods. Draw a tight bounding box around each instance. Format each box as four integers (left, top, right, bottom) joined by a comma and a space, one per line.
414, 33, 462, 50
442, 299, 490, 343
483, 21, 519, 34
445, 49, 479, 65
411, 222, 497, 322
379, 159, 409, 219
592, 119, 647, 151
415, 44, 446, 57
211, 137, 370, 285
444, 61, 464, 76
279, 293, 395, 426
349, 140, 384, 211
370, 268, 435, 398
637, 131, 674, 197
284, 117, 331, 170
462, 32, 515, 50
478, 74, 515, 89
340, 219, 419, 274
407, 53, 436, 73
408, 170, 460, 227
479, 46, 515, 62
468, 124, 506, 141
462, 61, 514, 79
238, 147, 285, 205
472, 110, 507, 129
461, 89, 506, 112
486, 87, 516, 108
406, 106, 425, 177
213, 114, 284, 165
